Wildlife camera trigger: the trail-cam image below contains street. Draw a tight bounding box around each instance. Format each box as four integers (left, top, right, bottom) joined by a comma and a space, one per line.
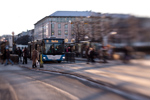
0, 58, 150, 100
0, 64, 130, 100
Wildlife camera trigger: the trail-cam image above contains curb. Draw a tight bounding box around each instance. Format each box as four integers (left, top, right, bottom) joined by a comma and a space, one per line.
19, 64, 149, 100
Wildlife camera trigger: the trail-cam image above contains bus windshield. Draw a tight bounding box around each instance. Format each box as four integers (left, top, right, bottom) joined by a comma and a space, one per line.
44, 43, 64, 54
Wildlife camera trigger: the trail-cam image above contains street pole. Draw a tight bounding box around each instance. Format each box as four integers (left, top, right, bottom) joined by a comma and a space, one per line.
12, 32, 14, 53
40, 24, 44, 68
103, 32, 117, 46
42, 24, 44, 39
51, 20, 52, 36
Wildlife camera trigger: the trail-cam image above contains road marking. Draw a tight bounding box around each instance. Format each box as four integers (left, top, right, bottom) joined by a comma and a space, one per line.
24, 76, 79, 100
8, 83, 19, 100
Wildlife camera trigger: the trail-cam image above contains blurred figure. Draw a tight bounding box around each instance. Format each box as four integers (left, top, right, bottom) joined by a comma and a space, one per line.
32, 49, 38, 68
22, 47, 28, 64
86, 46, 90, 64
123, 46, 131, 63
98, 47, 102, 62
90, 48, 95, 63
101, 46, 108, 63
4, 48, 14, 66
68, 47, 72, 52
1, 48, 6, 64
17, 47, 22, 63
107, 46, 114, 60
14, 47, 18, 54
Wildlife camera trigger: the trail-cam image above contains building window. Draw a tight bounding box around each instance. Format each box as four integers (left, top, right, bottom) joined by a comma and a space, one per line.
62, 18, 65, 22
58, 24, 61, 29
52, 30, 55, 36
72, 17, 75, 21
58, 30, 61, 35
65, 24, 68, 29
57, 17, 59, 22
65, 30, 68, 35
71, 24, 74, 29
60, 18, 63, 22
67, 18, 69, 22
52, 18, 55, 21
52, 23, 54, 29
71, 32, 75, 36
65, 18, 67, 22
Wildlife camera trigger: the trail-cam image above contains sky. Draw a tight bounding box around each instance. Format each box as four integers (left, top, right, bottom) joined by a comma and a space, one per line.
0, 0, 149, 36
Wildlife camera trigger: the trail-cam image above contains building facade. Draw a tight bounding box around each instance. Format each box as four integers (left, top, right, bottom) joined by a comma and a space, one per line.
34, 11, 100, 43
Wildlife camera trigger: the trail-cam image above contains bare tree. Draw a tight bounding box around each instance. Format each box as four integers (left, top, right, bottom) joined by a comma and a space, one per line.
113, 16, 140, 45
71, 17, 89, 43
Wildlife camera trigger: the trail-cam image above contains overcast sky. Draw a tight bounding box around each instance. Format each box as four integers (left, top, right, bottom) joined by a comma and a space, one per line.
0, 0, 149, 36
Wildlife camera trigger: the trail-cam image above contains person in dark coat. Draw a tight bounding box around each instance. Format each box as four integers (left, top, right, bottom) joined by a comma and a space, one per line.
101, 46, 108, 63
1, 48, 6, 64
17, 47, 22, 62
90, 48, 95, 62
22, 47, 28, 64
123, 46, 130, 63
32, 49, 38, 68
86, 46, 90, 64
4, 48, 14, 66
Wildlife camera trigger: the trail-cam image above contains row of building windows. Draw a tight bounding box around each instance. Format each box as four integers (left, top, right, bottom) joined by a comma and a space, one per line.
35, 23, 74, 33
49, 17, 75, 22
52, 23, 69, 29
52, 30, 68, 36
51, 30, 75, 36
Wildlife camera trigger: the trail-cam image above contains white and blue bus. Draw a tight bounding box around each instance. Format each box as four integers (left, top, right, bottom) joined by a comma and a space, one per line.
42, 38, 65, 63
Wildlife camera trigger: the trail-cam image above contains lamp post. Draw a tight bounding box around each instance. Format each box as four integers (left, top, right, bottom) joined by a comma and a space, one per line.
12, 32, 14, 53
40, 24, 44, 68
103, 32, 117, 46
51, 20, 52, 36
42, 24, 44, 39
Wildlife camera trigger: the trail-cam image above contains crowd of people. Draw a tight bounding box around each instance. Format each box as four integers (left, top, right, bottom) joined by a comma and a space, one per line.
0, 46, 40, 68
85, 45, 132, 64
1, 47, 29, 66
85, 46, 113, 64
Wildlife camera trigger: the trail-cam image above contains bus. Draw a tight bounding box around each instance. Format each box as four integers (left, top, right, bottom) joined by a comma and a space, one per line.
28, 37, 65, 63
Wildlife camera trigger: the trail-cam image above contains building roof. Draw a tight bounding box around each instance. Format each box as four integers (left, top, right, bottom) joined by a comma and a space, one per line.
49, 11, 100, 17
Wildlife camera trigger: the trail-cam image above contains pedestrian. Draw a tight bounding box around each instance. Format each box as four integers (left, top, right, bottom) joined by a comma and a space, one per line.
32, 49, 38, 68
90, 48, 95, 63
86, 46, 90, 64
68, 47, 72, 52
98, 47, 102, 61
101, 46, 108, 63
107, 47, 114, 60
17, 47, 22, 63
22, 47, 28, 64
123, 46, 130, 63
1, 48, 6, 64
4, 48, 14, 66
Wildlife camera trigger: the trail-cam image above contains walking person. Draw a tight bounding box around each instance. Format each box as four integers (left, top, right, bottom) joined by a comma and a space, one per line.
86, 46, 90, 64
22, 47, 28, 64
101, 46, 108, 63
123, 46, 130, 63
1, 48, 6, 64
4, 48, 14, 66
90, 48, 95, 63
32, 49, 38, 68
17, 47, 22, 63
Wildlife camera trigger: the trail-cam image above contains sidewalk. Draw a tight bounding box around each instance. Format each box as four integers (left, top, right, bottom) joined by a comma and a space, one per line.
19, 58, 150, 99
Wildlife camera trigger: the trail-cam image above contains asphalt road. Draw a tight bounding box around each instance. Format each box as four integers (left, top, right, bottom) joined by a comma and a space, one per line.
0, 64, 130, 100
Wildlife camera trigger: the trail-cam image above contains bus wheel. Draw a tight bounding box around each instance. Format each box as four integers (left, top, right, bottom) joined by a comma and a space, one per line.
58, 61, 61, 63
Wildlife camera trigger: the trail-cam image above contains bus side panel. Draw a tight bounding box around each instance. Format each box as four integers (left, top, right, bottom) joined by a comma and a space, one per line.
42, 54, 65, 61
